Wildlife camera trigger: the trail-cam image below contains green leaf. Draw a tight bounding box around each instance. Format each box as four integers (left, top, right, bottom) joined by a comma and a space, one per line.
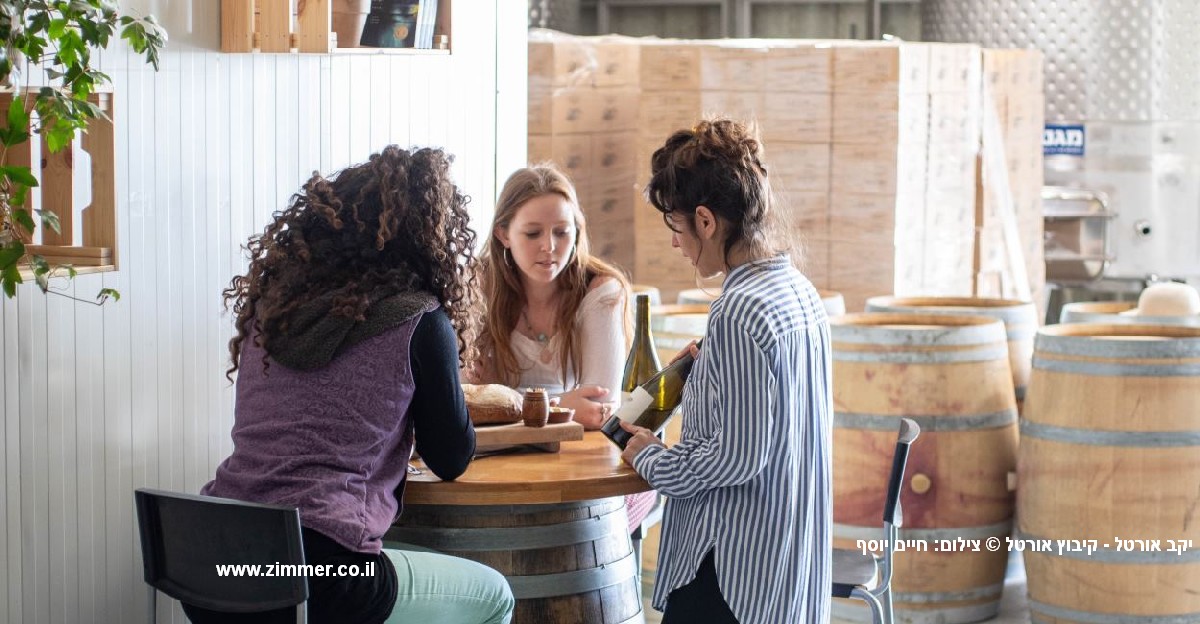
38, 209, 61, 234
45, 123, 73, 152
96, 287, 119, 303
1, 165, 39, 187
1, 264, 21, 297
48, 18, 66, 40
13, 209, 35, 234
67, 265, 77, 278
6, 94, 27, 130
0, 241, 25, 267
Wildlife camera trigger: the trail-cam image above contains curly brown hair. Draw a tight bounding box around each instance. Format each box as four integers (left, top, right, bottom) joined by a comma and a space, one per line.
223, 145, 479, 379
646, 117, 791, 267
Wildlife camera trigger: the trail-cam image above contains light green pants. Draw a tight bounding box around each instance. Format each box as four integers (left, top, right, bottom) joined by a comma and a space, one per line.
382, 543, 515, 624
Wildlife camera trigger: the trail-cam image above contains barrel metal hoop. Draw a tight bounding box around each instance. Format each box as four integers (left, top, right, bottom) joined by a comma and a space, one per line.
1035, 333, 1200, 359
1030, 599, 1200, 624
893, 582, 1004, 604
1014, 385, 1026, 400
506, 551, 639, 599
1032, 356, 1200, 377
614, 610, 646, 624
834, 520, 1013, 541
835, 346, 1010, 364
1019, 420, 1200, 448
835, 410, 1017, 432
1017, 531, 1200, 563
389, 506, 625, 551
833, 323, 1006, 347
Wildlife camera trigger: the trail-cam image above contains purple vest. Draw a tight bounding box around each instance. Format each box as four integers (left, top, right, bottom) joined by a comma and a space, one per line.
203, 316, 423, 554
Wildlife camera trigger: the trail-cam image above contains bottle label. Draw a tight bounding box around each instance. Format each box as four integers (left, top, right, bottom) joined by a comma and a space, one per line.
620, 391, 633, 405
612, 387, 653, 424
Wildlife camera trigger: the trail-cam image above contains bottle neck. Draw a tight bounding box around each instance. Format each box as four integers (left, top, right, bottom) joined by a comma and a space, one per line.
633, 294, 652, 342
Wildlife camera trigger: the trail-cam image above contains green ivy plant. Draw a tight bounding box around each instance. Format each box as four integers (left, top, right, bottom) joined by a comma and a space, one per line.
0, 0, 165, 300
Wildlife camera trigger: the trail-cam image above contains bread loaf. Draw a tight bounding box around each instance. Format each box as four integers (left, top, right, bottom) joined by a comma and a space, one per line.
462, 383, 524, 425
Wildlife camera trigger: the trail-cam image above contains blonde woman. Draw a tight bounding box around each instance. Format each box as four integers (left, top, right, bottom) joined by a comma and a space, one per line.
471, 164, 631, 428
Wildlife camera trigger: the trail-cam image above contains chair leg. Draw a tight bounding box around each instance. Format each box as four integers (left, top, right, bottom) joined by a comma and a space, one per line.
147, 587, 156, 624
878, 586, 894, 624
631, 536, 644, 600
850, 587, 885, 624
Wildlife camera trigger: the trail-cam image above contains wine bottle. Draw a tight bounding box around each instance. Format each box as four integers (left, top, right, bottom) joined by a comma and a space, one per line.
621, 293, 662, 404
601, 341, 700, 450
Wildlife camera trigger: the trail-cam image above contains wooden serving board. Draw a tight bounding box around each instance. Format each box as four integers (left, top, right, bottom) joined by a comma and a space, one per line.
474, 421, 585, 453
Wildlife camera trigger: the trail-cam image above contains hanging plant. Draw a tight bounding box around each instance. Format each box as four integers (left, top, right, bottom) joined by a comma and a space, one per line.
0, 0, 165, 300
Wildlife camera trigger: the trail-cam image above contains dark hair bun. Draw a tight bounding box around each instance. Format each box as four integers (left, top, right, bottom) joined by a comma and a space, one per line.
687, 118, 765, 174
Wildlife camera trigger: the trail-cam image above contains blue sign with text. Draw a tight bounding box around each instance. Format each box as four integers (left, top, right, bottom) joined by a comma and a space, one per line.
1044, 124, 1085, 156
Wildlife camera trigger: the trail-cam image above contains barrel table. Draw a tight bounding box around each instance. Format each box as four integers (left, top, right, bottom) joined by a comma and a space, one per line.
392, 433, 652, 624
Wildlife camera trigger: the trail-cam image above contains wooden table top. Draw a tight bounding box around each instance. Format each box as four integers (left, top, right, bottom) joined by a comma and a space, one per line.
404, 432, 651, 505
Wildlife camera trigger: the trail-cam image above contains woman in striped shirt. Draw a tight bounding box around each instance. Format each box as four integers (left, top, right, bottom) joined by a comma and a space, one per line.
619, 118, 834, 623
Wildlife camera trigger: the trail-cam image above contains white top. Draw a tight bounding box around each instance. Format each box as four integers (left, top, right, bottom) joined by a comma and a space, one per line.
512, 278, 626, 403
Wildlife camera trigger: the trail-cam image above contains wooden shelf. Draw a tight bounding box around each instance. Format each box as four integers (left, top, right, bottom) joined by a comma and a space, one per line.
221, 0, 452, 54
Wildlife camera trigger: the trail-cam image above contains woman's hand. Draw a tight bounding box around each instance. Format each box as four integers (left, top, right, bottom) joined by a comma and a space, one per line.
557, 385, 613, 429
619, 421, 664, 466
669, 340, 701, 365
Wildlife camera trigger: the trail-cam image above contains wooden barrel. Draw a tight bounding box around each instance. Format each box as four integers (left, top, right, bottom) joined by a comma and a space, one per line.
1059, 301, 1200, 327
831, 313, 1018, 624
865, 296, 1037, 409
630, 284, 661, 306
677, 287, 846, 317
1018, 323, 1200, 624
389, 499, 643, 624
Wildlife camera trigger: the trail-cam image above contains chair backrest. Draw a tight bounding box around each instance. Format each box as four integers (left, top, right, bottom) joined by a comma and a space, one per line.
134, 488, 309, 614
882, 418, 920, 526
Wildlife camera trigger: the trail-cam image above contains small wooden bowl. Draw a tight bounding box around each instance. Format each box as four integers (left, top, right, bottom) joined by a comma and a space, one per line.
547, 406, 575, 424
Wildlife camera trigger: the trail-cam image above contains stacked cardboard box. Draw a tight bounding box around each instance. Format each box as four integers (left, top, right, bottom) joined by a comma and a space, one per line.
527, 35, 1044, 309
975, 49, 1045, 312
632, 40, 981, 308
527, 32, 641, 271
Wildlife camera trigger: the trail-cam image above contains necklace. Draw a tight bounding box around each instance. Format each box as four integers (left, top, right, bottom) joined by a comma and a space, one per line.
521, 309, 551, 344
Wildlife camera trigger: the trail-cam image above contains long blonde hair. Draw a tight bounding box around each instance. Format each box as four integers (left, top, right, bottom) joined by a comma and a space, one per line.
479, 164, 631, 387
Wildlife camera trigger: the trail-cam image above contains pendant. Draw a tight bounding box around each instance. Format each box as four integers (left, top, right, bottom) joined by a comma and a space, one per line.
536, 333, 549, 344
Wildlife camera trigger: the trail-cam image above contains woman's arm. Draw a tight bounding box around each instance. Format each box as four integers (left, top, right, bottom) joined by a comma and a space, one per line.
559, 277, 627, 428
631, 314, 777, 499
409, 308, 475, 480
575, 278, 626, 402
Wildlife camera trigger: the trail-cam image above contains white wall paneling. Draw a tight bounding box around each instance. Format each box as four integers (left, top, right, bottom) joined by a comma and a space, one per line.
0, 1, 526, 622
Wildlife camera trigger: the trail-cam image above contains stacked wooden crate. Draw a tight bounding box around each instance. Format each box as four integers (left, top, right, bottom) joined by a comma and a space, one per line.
633, 40, 981, 308
527, 35, 1043, 309
527, 32, 641, 271
975, 49, 1046, 309
825, 42, 981, 310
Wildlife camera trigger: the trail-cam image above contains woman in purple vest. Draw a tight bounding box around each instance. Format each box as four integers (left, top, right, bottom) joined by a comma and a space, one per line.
189, 146, 515, 624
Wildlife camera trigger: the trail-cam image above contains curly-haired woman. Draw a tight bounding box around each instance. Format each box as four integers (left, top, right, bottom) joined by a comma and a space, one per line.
189, 146, 515, 624
619, 119, 833, 623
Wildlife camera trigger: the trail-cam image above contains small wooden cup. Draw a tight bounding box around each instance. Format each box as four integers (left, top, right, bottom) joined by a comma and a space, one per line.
522, 388, 549, 428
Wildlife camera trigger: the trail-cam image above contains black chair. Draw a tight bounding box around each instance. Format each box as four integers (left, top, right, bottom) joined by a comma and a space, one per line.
831, 418, 920, 624
134, 488, 309, 624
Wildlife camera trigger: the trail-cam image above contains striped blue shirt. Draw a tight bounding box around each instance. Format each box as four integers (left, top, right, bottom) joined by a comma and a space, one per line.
634, 255, 833, 623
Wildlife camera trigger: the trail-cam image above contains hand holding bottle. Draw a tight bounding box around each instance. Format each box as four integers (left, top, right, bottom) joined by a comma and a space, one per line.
669, 340, 702, 365
619, 421, 665, 466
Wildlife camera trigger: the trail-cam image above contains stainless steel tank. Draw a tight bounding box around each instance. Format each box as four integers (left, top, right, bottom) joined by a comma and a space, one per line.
923, 0, 1200, 287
